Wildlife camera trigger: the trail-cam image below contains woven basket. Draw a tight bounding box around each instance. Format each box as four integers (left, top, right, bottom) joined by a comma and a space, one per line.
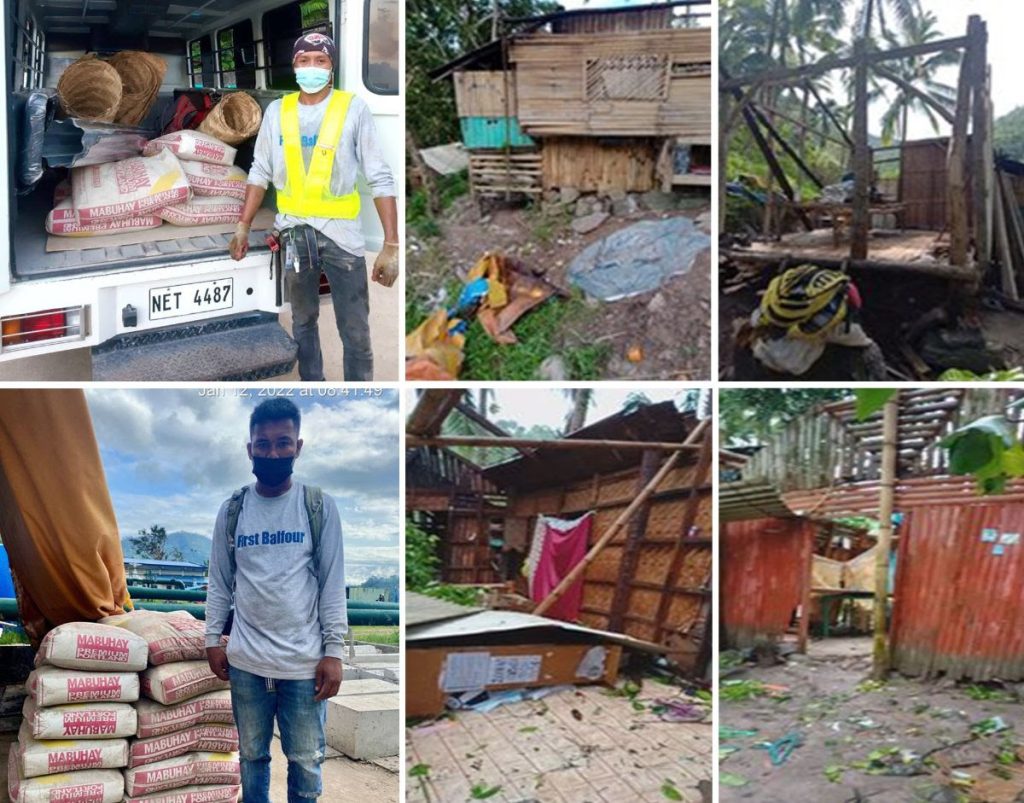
109, 51, 167, 126
56, 56, 122, 122
199, 92, 263, 146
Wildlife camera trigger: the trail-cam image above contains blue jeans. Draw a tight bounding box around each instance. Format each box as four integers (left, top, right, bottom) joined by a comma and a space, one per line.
229, 666, 327, 803
284, 226, 373, 381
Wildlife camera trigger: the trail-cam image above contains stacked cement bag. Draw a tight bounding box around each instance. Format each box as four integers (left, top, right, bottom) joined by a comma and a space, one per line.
102, 610, 240, 802
144, 131, 249, 227
47, 149, 190, 237
8, 622, 148, 803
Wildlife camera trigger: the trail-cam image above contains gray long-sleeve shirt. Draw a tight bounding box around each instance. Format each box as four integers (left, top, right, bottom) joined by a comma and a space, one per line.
247, 93, 396, 257
205, 482, 347, 680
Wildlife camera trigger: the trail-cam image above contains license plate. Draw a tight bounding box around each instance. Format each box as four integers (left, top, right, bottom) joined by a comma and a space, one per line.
149, 278, 234, 321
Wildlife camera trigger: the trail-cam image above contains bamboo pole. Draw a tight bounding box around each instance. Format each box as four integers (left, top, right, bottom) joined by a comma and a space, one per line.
872, 392, 899, 680
851, 40, 871, 261
532, 420, 709, 617
948, 18, 974, 267
406, 435, 702, 452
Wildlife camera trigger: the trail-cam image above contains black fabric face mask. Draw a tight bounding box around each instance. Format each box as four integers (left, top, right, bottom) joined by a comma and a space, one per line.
252, 456, 295, 486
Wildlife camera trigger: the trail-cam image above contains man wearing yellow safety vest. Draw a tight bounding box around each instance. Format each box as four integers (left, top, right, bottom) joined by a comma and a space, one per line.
229, 32, 398, 381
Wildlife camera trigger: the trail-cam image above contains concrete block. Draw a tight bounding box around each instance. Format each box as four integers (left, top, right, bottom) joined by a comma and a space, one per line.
349, 645, 380, 656
350, 654, 399, 665
325, 693, 399, 759
333, 679, 396, 697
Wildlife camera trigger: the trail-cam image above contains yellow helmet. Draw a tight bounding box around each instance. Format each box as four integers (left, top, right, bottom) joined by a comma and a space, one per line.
760, 265, 852, 339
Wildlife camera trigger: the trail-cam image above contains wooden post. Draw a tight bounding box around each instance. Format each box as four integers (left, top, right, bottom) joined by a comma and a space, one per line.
993, 168, 1020, 299
608, 449, 660, 632
948, 19, 974, 267
872, 392, 899, 680
970, 17, 990, 268
851, 40, 871, 261
797, 521, 813, 654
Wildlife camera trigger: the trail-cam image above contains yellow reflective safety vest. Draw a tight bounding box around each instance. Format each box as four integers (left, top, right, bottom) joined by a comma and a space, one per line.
278, 90, 361, 219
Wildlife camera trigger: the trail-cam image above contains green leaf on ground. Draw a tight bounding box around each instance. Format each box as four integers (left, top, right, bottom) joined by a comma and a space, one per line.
824, 764, 844, 783
409, 764, 430, 777
470, 783, 502, 799
661, 781, 684, 801
518, 726, 539, 734
720, 772, 749, 787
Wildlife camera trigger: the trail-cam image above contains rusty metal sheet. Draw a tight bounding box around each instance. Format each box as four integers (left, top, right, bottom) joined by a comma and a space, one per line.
890, 502, 1024, 681
721, 517, 813, 648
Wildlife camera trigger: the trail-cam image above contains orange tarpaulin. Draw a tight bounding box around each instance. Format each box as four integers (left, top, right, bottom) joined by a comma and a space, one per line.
0, 389, 129, 646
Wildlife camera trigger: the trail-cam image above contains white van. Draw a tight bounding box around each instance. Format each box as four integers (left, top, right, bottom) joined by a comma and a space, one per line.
0, 0, 399, 379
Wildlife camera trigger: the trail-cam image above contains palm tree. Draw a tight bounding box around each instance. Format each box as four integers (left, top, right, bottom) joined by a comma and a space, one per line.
563, 389, 592, 434
875, 11, 958, 145
854, 0, 922, 41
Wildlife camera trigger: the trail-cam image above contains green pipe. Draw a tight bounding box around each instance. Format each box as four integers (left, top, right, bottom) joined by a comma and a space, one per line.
127, 587, 397, 610
0, 599, 397, 626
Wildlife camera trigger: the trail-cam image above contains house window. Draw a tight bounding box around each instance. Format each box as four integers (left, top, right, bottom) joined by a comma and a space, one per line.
364, 0, 398, 95
217, 21, 256, 89
14, 12, 44, 91
188, 35, 215, 89
585, 54, 670, 102
262, 0, 331, 91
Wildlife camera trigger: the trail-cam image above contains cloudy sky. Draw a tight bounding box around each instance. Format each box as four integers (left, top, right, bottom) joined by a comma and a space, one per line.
85, 389, 400, 585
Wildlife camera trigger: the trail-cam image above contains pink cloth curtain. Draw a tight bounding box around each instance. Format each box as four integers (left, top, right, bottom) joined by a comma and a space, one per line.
529, 513, 593, 622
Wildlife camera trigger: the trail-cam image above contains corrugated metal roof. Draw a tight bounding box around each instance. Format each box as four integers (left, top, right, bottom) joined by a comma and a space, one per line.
719, 481, 800, 522
407, 608, 665, 653
483, 401, 694, 491
405, 591, 482, 628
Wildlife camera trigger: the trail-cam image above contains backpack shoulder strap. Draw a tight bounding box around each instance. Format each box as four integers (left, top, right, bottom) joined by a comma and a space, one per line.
225, 486, 249, 574
303, 485, 325, 579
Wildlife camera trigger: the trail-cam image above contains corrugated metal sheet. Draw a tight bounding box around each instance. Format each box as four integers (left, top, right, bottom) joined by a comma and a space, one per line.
721, 518, 814, 648
405, 591, 481, 628
719, 481, 797, 522
890, 502, 1024, 681
460, 116, 535, 149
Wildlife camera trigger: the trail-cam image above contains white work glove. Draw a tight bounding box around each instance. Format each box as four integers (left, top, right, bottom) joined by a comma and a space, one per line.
229, 221, 251, 261
372, 242, 400, 288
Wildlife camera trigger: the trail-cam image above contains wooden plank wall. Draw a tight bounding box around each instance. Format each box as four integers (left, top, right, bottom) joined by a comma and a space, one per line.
508, 462, 712, 646
443, 512, 501, 585
541, 137, 659, 191
510, 30, 711, 139
898, 139, 949, 229
552, 8, 674, 34
454, 71, 517, 117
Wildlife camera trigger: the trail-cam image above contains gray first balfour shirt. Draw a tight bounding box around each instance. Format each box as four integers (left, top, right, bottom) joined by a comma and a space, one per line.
247, 92, 397, 257
205, 481, 347, 680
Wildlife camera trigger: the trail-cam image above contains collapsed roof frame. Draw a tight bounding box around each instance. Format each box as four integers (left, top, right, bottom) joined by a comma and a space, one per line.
720, 14, 995, 287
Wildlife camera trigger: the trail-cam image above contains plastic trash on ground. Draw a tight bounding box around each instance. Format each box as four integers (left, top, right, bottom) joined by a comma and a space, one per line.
566, 216, 710, 301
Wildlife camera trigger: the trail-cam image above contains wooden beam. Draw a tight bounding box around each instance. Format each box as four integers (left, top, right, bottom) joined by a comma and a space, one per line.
803, 80, 854, 149
406, 435, 702, 452
851, 40, 871, 261
797, 522, 813, 654
970, 17, 990, 269
723, 250, 978, 282
721, 36, 970, 92
758, 101, 850, 150
453, 402, 534, 457
749, 103, 825, 188
872, 393, 899, 680
994, 169, 1021, 300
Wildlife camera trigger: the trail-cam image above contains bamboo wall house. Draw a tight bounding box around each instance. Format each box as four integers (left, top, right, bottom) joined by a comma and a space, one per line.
407, 390, 713, 677
720, 389, 1024, 682
431, 0, 712, 197
722, 14, 1024, 302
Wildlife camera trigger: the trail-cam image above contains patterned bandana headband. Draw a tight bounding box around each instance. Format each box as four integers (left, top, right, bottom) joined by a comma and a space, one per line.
292, 32, 337, 64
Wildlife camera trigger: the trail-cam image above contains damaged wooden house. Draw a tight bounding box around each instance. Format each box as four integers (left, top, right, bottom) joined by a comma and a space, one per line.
720, 389, 1024, 681
429, 0, 712, 198
406, 389, 714, 709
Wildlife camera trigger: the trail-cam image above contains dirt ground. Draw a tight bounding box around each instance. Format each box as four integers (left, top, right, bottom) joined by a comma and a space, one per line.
407, 683, 712, 802
720, 637, 1024, 803
409, 194, 712, 380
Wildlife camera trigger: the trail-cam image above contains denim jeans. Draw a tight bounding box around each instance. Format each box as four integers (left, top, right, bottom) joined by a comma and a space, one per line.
284, 226, 373, 381
229, 666, 327, 803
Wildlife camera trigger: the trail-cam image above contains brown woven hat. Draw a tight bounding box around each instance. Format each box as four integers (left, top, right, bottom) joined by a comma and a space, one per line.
56, 56, 122, 122
198, 92, 263, 146
108, 51, 167, 126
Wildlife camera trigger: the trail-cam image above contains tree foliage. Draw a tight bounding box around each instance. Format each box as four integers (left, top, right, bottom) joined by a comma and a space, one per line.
129, 525, 184, 562
994, 106, 1024, 162
720, 389, 849, 443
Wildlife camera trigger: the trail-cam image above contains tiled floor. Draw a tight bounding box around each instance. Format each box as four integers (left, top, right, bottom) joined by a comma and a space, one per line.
407, 685, 711, 803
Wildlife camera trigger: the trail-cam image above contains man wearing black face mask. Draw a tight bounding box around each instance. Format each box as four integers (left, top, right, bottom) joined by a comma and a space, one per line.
205, 397, 345, 803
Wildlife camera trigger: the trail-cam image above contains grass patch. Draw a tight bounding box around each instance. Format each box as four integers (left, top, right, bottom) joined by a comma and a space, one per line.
350, 626, 398, 646
408, 171, 470, 239
407, 288, 609, 380
0, 626, 29, 645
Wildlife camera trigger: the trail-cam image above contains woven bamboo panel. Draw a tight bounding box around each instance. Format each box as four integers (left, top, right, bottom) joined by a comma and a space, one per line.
542, 137, 658, 192
660, 594, 703, 632
469, 151, 543, 197
511, 31, 710, 138
624, 587, 662, 623
587, 545, 624, 583
581, 582, 615, 617
596, 475, 637, 503
593, 507, 630, 542
511, 489, 564, 516
562, 485, 598, 511
585, 55, 669, 102
454, 71, 516, 117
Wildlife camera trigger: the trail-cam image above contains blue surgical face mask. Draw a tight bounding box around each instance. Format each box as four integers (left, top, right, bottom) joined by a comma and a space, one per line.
295, 67, 332, 93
